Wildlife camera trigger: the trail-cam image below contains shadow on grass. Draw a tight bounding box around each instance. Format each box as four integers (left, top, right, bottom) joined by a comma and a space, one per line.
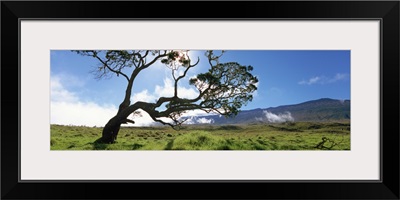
132, 143, 144, 150
217, 125, 242, 130
164, 140, 174, 150
91, 137, 109, 150
92, 142, 108, 150
268, 125, 303, 132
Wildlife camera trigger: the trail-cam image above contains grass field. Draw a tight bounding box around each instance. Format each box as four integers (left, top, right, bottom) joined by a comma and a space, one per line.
50, 122, 350, 150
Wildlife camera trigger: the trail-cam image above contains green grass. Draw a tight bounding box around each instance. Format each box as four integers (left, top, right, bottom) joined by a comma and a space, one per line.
50, 122, 350, 150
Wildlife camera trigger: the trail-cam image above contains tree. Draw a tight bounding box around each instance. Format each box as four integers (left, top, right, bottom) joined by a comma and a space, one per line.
73, 50, 258, 143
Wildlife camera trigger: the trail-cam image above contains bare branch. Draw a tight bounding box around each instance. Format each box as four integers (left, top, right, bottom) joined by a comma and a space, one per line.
140, 51, 168, 70
93, 54, 130, 82
173, 56, 200, 97
150, 116, 177, 129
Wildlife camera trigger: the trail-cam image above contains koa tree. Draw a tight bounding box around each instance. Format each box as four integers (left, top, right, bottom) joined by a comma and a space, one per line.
73, 50, 258, 143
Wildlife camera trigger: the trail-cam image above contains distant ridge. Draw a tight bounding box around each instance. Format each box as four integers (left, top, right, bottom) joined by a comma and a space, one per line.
184, 98, 350, 125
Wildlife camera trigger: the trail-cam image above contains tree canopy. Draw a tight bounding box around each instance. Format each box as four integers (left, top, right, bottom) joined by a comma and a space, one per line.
74, 50, 258, 143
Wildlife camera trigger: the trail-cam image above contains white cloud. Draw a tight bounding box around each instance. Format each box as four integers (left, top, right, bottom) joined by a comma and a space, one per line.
196, 117, 214, 124
51, 76, 79, 103
154, 78, 199, 99
329, 73, 349, 82
131, 90, 156, 103
51, 74, 212, 127
298, 76, 322, 85
183, 116, 214, 124
263, 111, 294, 123
125, 109, 157, 127
51, 74, 118, 127
51, 77, 175, 127
51, 101, 117, 127
51, 74, 168, 127
183, 109, 210, 117
299, 73, 349, 85
308, 76, 321, 84
54, 73, 86, 87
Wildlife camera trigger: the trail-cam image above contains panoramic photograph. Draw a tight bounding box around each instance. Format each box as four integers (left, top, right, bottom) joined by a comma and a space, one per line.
50, 50, 350, 150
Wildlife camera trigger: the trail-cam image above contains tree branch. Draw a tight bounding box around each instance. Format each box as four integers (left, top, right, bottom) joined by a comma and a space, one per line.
140, 52, 168, 70
74, 50, 258, 130
173, 56, 200, 97
93, 54, 130, 82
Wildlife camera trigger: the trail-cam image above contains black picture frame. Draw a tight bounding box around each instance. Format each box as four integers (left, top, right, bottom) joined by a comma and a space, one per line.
2, 1, 399, 199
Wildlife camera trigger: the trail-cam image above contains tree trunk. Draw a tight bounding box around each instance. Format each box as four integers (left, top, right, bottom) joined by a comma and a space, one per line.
99, 116, 122, 143
98, 103, 139, 143
97, 101, 153, 143
98, 87, 135, 143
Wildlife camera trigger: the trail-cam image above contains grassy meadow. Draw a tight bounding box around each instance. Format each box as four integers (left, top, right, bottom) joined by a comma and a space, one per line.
50, 122, 350, 150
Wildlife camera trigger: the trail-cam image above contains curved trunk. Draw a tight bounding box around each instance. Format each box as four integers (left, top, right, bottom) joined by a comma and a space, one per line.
87, 52, 170, 144
99, 75, 135, 143
100, 116, 122, 143
98, 102, 146, 143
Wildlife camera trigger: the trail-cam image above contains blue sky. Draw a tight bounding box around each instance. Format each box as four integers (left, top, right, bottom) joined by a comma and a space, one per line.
50, 50, 350, 126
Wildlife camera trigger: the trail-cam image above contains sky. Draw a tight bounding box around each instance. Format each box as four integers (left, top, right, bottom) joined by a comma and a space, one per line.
50, 50, 350, 127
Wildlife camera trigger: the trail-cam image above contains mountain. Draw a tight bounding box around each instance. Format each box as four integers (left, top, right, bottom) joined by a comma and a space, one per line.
184, 98, 350, 125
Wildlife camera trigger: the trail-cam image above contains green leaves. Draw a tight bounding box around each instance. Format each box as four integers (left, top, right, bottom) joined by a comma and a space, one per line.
161, 50, 190, 68
75, 49, 259, 128
189, 78, 198, 85
189, 60, 259, 118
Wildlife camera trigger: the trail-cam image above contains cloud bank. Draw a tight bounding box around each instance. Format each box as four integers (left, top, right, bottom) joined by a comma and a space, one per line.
184, 116, 214, 125
51, 75, 118, 127
264, 111, 294, 123
51, 75, 208, 127
255, 110, 294, 123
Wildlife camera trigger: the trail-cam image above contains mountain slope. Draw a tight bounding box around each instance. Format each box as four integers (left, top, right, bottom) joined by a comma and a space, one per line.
266, 98, 350, 122
186, 98, 350, 124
